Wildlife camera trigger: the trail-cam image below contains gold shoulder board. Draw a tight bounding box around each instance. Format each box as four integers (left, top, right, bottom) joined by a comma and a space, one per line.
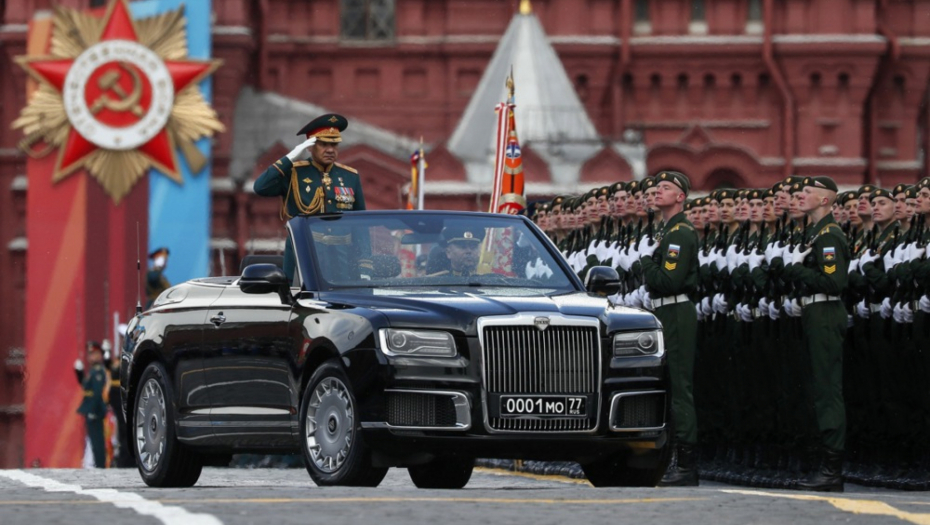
335, 162, 358, 174
293, 160, 311, 167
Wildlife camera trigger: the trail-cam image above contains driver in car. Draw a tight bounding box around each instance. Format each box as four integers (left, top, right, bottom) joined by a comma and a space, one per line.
430, 226, 485, 277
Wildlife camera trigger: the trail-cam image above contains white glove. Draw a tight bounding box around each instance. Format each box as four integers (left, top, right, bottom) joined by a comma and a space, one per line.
880, 297, 892, 319
726, 245, 740, 272
539, 262, 553, 279
859, 249, 879, 269
701, 296, 713, 316
637, 236, 658, 259
618, 250, 633, 272
883, 247, 899, 271
786, 298, 803, 317
920, 295, 930, 314
698, 250, 711, 268
768, 301, 781, 320
848, 260, 859, 274
696, 303, 705, 321
714, 248, 727, 271
747, 251, 764, 271
905, 242, 923, 262
629, 287, 644, 309
855, 299, 870, 318
901, 303, 914, 323
758, 297, 770, 318
713, 293, 728, 314
764, 242, 782, 265
927, 244, 930, 259
73, 359, 84, 372
738, 303, 753, 322
642, 291, 653, 311
893, 302, 904, 323
286, 136, 317, 161
525, 260, 538, 279
793, 245, 813, 266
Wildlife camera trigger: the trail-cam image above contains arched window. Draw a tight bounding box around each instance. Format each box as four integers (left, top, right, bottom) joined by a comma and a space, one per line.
341, 0, 395, 41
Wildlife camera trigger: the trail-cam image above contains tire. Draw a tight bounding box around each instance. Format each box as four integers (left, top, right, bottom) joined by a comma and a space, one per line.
581, 449, 667, 487
300, 360, 388, 487
133, 362, 202, 487
408, 457, 474, 489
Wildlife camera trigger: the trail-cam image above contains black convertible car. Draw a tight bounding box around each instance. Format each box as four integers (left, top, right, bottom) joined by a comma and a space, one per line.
121, 211, 669, 488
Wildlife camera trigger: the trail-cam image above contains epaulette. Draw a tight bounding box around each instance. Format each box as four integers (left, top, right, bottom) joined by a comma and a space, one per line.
335, 162, 358, 174
669, 223, 695, 233
293, 160, 310, 167
818, 225, 841, 237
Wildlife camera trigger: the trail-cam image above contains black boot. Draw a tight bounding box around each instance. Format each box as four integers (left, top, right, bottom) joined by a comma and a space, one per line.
659, 444, 699, 487
796, 448, 844, 492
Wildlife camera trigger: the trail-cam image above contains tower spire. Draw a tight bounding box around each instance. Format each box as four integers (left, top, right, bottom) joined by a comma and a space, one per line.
520, 0, 532, 15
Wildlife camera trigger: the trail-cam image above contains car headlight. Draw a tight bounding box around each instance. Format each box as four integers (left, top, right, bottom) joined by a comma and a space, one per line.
613, 330, 664, 357
379, 329, 457, 357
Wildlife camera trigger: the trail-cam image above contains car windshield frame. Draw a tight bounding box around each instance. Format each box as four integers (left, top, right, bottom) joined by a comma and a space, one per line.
287, 211, 582, 294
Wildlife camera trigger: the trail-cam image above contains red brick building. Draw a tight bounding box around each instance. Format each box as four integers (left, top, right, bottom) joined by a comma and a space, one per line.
1, 0, 928, 466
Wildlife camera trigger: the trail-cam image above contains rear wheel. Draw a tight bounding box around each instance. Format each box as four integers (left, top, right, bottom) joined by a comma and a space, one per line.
300, 360, 388, 487
133, 362, 202, 487
408, 457, 474, 489
581, 449, 667, 487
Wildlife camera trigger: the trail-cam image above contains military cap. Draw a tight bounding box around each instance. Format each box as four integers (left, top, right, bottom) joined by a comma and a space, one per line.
148, 247, 169, 259
596, 186, 610, 198
609, 181, 625, 195
789, 182, 804, 194
748, 189, 764, 200
628, 180, 642, 194
684, 199, 693, 211
904, 186, 917, 199
715, 188, 736, 201
655, 170, 691, 195
297, 113, 348, 143
868, 188, 893, 202
858, 184, 877, 197
442, 225, 485, 244
919, 177, 930, 189
641, 177, 658, 190
772, 180, 790, 193
764, 188, 775, 199
838, 191, 857, 205
799, 176, 838, 192
892, 183, 909, 196
86, 340, 103, 354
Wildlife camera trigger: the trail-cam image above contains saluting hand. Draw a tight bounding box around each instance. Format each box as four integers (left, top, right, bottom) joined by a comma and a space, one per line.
286, 137, 318, 161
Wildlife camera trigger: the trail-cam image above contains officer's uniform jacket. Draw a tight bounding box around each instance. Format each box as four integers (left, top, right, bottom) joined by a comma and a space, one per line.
637, 211, 699, 299
782, 214, 849, 297
77, 363, 109, 420
255, 157, 366, 217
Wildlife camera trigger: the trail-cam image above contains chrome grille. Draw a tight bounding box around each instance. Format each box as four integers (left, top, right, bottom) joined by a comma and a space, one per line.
482, 323, 600, 432
483, 325, 599, 394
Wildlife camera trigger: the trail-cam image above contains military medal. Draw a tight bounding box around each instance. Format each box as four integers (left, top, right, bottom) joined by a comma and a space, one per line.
322, 174, 332, 187
303, 177, 312, 193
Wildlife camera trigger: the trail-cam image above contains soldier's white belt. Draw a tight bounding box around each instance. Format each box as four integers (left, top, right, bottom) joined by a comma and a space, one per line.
654, 294, 690, 308
800, 294, 840, 307
869, 303, 883, 314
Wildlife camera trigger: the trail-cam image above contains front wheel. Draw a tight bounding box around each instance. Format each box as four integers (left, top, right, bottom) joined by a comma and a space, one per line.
133, 362, 202, 487
299, 360, 388, 487
408, 457, 474, 489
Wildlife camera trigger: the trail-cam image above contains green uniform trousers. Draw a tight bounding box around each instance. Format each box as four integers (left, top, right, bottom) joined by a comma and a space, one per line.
654, 301, 698, 446
801, 301, 847, 452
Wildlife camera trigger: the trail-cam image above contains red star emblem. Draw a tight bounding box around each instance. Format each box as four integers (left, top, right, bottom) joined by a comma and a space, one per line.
17, 0, 220, 183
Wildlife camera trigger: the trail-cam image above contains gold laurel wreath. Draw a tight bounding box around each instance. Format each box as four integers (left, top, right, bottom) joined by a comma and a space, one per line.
12, 3, 225, 203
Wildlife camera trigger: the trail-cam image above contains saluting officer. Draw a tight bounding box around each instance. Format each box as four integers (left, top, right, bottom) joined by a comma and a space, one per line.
254, 114, 367, 282
633, 171, 700, 487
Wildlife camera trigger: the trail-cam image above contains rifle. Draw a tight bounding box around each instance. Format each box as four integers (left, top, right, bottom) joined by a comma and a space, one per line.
646, 209, 655, 241
702, 223, 711, 255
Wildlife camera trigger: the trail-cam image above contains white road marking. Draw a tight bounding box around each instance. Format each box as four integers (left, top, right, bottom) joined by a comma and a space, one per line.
0, 470, 223, 525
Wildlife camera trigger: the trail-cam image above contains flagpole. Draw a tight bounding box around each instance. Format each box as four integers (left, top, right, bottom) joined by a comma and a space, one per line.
417, 137, 425, 211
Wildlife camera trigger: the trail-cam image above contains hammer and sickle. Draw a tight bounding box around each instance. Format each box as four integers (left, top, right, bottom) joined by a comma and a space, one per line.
90, 62, 144, 117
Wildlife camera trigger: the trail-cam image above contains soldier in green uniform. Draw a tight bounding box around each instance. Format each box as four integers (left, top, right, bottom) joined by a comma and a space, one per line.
254, 114, 367, 282
780, 176, 848, 492
74, 341, 110, 468
633, 171, 700, 486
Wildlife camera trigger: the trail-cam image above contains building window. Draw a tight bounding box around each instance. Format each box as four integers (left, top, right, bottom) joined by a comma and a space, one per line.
689, 0, 708, 35
633, 0, 652, 34
341, 0, 395, 41
746, 0, 763, 34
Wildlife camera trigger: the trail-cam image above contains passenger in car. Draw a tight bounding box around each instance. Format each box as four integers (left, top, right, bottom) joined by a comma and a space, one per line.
429, 226, 485, 277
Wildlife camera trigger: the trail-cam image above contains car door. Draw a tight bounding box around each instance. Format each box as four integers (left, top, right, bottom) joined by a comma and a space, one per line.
201, 285, 296, 444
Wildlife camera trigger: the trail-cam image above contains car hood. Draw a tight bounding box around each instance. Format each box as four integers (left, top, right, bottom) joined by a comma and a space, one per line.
318, 288, 658, 334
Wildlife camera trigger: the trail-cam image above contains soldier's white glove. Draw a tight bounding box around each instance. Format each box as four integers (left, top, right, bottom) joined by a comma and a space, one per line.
920, 295, 930, 314
618, 250, 633, 272
901, 302, 914, 323
726, 245, 740, 272
883, 247, 900, 271
758, 297, 770, 318
714, 247, 727, 271
903, 242, 922, 262
786, 298, 803, 317
538, 261, 553, 279
880, 297, 893, 319
855, 299, 870, 319
747, 251, 764, 271
696, 303, 705, 321
642, 291, 653, 311
764, 242, 782, 264
629, 287, 644, 309
701, 296, 713, 316
286, 136, 317, 161
859, 249, 879, 269
893, 302, 905, 323
788, 245, 811, 266
738, 303, 753, 322
73, 359, 84, 372
637, 236, 658, 259
713, 293, 728, 314
697, 249, 711, 268
848, 260, 859, 274
768, 301, 781, 320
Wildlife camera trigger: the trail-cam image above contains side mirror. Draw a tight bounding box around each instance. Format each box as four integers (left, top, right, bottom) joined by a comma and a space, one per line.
584, 266, 621, 297
240, 264, 292, 304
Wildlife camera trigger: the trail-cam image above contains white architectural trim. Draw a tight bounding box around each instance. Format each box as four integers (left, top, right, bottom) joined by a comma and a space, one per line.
793, 157, 867, 167
631, 35, 762, 45
210, 238, 238, 250
11, 175, 27, 192
212, 25, 251, 36
760, 157, 786, 167
7, 237, 27, 252
899, 37, 930, 47
245, 239, 286, 252
875, 160, 922, 170
210, 177, 237, 193
773, 34, 886, 44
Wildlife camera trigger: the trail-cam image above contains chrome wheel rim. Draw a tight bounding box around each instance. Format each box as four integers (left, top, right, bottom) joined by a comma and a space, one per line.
136, 378, 167, 473
305, 376, 354, 473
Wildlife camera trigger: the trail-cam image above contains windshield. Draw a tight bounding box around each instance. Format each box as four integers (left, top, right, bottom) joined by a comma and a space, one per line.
297, 213, 575, 292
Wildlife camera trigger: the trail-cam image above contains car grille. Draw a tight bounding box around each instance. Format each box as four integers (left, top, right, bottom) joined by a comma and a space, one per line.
386, 392, 457, 428
483, 324, 600, 432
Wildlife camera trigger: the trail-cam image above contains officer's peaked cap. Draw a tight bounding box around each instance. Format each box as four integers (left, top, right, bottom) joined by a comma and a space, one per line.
297, 114, 348, 143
